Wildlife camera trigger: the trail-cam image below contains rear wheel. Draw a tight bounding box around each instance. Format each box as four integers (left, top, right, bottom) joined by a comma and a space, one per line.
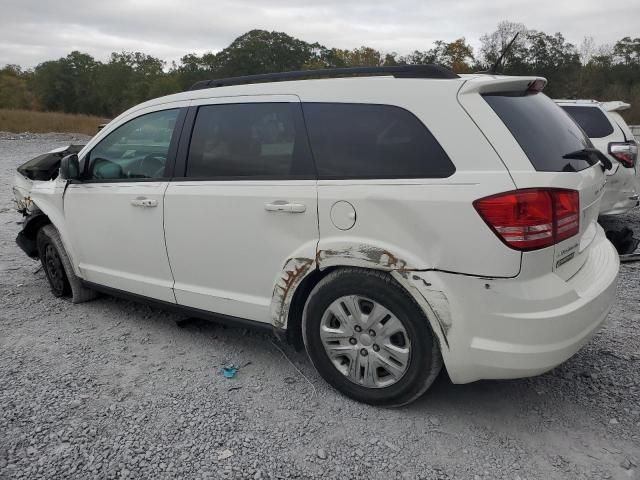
36, 225, 97, 303
302, 268, 442, 406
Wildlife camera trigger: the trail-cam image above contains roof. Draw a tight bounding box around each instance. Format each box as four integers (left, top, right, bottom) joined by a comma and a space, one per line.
109, 72, 545, 127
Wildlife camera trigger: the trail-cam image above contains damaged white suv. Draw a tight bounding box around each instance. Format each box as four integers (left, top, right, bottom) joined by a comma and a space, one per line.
14, 66, 619, 406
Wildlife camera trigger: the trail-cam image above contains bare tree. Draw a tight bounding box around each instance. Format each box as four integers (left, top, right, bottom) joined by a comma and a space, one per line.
579, 36, 596, 65
479, 20, 527, 68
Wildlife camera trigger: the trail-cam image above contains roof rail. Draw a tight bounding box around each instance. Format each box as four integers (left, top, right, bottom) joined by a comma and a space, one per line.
188, 64, 459, 91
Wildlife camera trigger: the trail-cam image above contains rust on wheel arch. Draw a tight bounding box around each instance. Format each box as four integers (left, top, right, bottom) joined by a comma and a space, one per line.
272, 246, 451, 349
315, 245, 410, 271
271, 257, 314, 329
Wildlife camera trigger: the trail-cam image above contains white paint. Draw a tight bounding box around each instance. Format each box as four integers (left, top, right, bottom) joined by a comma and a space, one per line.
329, 201, 356, 231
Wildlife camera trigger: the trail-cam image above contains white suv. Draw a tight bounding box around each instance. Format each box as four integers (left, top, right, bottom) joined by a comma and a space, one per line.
14, 66, 619, 406
555, 99, 639, 215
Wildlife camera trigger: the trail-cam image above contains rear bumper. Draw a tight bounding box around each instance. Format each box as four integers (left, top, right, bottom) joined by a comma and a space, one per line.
406, 226, 619, 383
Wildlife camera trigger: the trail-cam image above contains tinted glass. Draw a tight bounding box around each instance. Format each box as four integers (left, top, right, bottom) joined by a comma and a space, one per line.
484, 93, 596, 172
560, 105, 615, 138
87, 109, 178, 180
186, 103, 314, 178
303, 103, 455, 179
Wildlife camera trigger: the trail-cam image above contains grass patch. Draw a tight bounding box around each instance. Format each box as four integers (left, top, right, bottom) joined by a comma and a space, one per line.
0, 109, 110, 136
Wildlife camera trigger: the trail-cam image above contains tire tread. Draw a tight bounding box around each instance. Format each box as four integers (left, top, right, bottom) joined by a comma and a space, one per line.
302, 267, 443, 407
38, 224, 98, 304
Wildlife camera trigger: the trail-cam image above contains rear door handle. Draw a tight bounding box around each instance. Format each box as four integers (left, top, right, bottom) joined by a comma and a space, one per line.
130, 197, 158, 208
264, 201, 306, 213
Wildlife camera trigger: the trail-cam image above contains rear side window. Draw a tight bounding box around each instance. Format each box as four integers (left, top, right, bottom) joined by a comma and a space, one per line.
484, 93, 596, 172
560, 106, 614, 138
302, 103, 455, 179
186, 103, 314, 179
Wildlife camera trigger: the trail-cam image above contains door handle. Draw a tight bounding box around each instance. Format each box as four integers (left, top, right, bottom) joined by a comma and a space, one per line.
264, 201, 306, 213
130, 197, 158, 208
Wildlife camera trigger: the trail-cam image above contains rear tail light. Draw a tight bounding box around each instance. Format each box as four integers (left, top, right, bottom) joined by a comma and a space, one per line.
473, 188, 579, 251
608, 141, 637, 168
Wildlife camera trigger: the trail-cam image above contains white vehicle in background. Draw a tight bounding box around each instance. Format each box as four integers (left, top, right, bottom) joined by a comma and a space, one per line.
13, 66, 619, 406
555, 99, 639, 216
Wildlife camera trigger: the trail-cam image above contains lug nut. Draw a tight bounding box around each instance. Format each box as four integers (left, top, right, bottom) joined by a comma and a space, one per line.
349, 337, 357, 345
369, 329, 376, 337
354, 325, 362, 333
360, 348, 368, 356
372, 344, 380, 352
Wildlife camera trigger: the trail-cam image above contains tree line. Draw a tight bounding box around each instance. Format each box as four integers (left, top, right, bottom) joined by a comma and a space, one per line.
1, 21, 639, 122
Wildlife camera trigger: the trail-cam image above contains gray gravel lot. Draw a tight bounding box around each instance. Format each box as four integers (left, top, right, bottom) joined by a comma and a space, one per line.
1, 133, 639, 480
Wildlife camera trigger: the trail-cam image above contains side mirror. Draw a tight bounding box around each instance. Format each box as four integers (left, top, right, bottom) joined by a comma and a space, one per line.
59, 154, 80, 180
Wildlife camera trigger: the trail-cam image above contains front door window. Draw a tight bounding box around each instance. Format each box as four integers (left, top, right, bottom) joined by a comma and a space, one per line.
86, 109, 179, 180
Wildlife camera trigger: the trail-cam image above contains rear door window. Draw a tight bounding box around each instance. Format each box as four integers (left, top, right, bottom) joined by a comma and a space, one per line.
185, 103, 314, 179
560, 105, 614, 138
484, 93, 596, 172
302, 103, 455, 179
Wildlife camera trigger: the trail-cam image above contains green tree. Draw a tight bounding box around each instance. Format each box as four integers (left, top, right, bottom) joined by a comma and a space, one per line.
213, 29, 320, 77
0, 65, 35, 109
613, 37, 640, 65
5, 27, 640, 123
443, 38, 475, 72
32, 51, 99, 113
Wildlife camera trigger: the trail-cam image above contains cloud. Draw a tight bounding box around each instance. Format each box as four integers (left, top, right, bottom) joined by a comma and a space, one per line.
1, 0, 637, 67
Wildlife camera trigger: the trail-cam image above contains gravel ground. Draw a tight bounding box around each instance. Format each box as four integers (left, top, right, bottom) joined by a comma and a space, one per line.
1, 133, 639, 480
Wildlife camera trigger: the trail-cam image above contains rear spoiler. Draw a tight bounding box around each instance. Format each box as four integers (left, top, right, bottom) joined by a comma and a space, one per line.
601, 101, 630, 112
458, 75, 547, 95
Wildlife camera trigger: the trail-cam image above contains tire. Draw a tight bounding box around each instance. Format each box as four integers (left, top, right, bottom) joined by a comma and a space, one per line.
302, 268, 442, 407
36, 224, 98, 303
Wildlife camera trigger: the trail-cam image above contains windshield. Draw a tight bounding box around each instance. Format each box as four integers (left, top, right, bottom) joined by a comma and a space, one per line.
483, 92, 597, 172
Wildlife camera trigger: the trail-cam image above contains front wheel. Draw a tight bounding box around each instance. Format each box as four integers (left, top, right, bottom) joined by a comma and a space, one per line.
37, 226, 71, 297
36, 224, 97, 303
302, 268, 442, 406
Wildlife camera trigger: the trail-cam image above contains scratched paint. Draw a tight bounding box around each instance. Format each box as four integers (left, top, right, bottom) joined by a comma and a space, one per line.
316, 245, 409, 270
393, 271, 451, 348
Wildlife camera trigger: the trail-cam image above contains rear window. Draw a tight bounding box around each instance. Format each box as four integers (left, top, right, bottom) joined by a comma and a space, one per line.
484, 93, 596, 172
302, 103, 455, 179
560, 105, 614, 138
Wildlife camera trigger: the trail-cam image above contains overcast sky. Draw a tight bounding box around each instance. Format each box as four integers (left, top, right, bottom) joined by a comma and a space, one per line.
1, 0, 638, 68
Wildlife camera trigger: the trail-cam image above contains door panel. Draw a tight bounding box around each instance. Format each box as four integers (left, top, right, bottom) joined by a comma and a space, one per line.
164, 181, 317, 321
64, 182, 175, 302
164, 96, 318, 323
62, 107, 184, 303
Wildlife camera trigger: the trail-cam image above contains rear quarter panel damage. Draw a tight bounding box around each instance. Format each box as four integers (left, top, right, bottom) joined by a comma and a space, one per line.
269, 242, 453, 352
